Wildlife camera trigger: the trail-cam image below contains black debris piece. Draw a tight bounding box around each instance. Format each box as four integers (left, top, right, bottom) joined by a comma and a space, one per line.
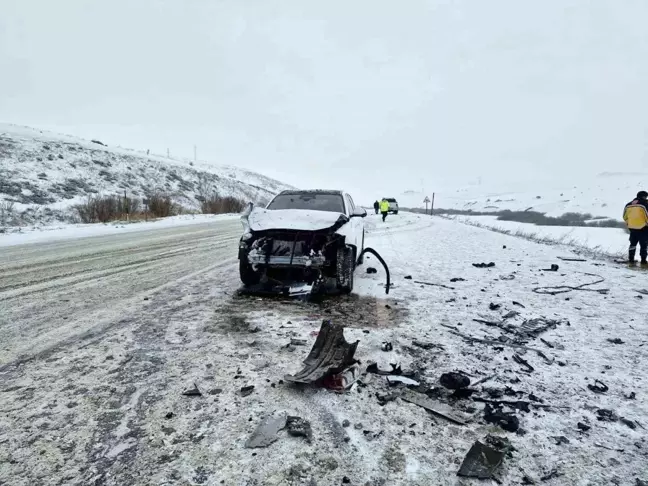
165, 412, 174, 419
414, 280, 455, 290
518, 318, 563, 339
381, 342, 393, 352
512, 354, 535, 373
588, 380, 609, 394
240, 385, 255, 397
450, 277, 466, 282
485, 388, 504, 399
553, 436, 570, 445
620, 417, 637, 430
502, 310, 520, 320
290, 338, 307, 346
626, 392, 637, 400
354, 423, 363, 430
182, 383, 202, 397
473, 262, 496, 268
542, 264, 559, 272
489, 303, 501, 311
474, 397, 532, 413
342, 477, 351, 484
342, 419, 350, 428
404, 275, 412, 280
596, 409, 618, 422
457, 435, 511, 479
607, 338, 624, 345
284, 320, 359, 384
577, 422, 590, 432
522, 475, 536, 485
512, 301, 526, 308
366, 362, 415, 377
208, 388, 223, 395
440, 372, 470, 390
245, 413, 287, 448
452, 388, 476, 399
401, 389, 467, 425
366, 267, 378, 274
483, 403, 520, 432
286, 416, 313, 442
528, 393, 543, 403
377, 389, 404, 405
636, 479, 648, 486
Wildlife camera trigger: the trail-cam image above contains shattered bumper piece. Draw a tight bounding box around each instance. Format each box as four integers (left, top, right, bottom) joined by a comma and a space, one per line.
284, 320, 359, 384
245, 413, 287, 448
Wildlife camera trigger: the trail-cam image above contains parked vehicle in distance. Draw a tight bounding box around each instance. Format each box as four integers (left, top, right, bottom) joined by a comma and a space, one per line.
239, 190, 366, 292
384, 198, 399, 214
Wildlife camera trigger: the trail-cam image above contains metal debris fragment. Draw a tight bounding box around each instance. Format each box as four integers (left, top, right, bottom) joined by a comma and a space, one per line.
386, 375, 420, 387
240, 385, 255, 397
577, 422, 590, 432
182, 383, 202, 397
588, 380, 609, 394
245, 413, 287, 448
381, 342, 393, 352
321, 364, 360, 391
596, 409, 618, 422
457, 435, 511, 479
284, 320, 359, 385
366, 267, 378, 274
401, 389, 467, 425
513, 354, 535, 373
607, 338, 624, 345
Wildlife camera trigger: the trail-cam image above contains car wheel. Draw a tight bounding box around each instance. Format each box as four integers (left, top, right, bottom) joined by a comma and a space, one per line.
239, 258, 261, 286
393, 211, 398, 215
336, 246, 355, 293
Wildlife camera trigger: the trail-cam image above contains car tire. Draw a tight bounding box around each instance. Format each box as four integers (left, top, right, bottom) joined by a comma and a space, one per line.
239, 258, 261, 286
393, 211, 398, 215
336, 246, 355, 293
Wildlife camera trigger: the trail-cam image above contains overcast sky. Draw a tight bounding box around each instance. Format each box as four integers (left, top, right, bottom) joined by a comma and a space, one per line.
1, 0, 647, 202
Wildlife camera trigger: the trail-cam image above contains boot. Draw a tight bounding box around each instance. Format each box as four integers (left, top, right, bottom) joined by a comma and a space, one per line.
629, 249, 637, 263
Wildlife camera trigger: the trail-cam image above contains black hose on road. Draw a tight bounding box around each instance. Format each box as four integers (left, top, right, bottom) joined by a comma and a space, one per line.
359, 247, 391, 295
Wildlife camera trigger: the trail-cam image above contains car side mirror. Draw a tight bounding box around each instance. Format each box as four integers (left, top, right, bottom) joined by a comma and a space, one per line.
352, 208, 367, 218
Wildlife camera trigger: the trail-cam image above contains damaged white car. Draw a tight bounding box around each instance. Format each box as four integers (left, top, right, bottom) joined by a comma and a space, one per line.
239, 190, 367, 293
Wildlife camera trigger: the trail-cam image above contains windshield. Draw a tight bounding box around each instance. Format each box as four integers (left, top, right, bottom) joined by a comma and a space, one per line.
267, 193, 345, 213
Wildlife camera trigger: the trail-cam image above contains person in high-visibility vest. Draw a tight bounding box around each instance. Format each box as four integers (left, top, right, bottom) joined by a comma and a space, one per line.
623, 190, 648, 265
380, 199, 390, 222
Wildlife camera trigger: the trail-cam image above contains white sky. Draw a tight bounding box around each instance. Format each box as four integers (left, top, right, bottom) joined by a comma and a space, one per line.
1, 0, 647, 203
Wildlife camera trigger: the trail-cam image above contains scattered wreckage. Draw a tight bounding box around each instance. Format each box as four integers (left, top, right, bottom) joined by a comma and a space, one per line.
238, 190, 391, 295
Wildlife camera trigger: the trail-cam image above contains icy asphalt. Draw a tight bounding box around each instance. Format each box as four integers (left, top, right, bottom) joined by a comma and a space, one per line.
0, 213, 646, 486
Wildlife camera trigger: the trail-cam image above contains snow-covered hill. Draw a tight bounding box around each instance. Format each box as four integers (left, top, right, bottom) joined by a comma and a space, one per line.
397, 172, 647, 220
0, 124, 292, 225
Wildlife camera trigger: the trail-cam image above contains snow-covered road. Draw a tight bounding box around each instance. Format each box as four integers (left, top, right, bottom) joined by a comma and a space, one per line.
0, 213, 646, 486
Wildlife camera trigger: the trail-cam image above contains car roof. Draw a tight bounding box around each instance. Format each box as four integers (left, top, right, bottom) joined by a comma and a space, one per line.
278, 190, 345, 196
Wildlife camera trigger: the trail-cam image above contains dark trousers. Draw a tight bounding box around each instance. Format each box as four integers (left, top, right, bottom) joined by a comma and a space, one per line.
629, 228, 648, 261
374, 208, 379, 214
381, 211, 388, 222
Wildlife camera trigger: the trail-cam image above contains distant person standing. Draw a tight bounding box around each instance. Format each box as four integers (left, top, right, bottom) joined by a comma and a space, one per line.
623, 190, 648, 265
380, 199, 390, 222
373, 200, 380, 214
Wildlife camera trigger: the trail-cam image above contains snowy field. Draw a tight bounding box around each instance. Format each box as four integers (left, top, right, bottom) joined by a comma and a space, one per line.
396, 172, 646, 221
0, 212, 646, 485
451, 215, 629, 258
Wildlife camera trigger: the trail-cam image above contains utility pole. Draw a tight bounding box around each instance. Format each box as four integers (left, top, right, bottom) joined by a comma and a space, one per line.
431, 192, 435, 215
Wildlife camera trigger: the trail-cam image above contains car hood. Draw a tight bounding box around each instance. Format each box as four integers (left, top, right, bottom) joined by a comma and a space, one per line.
246, 208, 349, 232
